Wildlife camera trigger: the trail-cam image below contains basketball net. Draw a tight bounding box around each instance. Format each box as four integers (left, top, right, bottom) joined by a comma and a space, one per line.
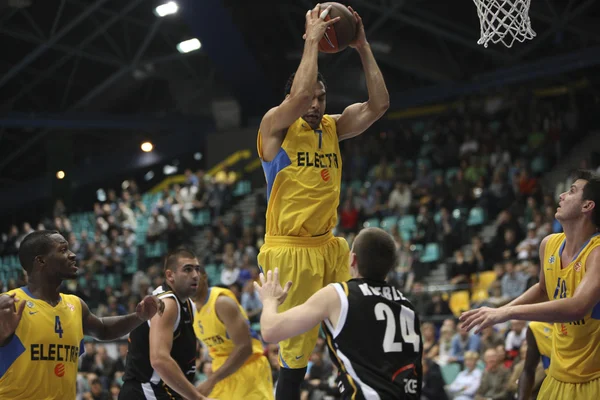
473, 0, 536, 48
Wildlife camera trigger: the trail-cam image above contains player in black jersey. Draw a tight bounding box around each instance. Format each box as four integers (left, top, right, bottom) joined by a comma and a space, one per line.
255, 227, 423, 400
120, 249, 215, 400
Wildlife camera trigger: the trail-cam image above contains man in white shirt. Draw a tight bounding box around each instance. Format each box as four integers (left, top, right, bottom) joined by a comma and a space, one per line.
505, 320, 527, 352
447, 351, 483, 400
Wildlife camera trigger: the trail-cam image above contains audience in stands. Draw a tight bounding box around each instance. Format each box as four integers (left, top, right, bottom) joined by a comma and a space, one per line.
1, 90, 599, 399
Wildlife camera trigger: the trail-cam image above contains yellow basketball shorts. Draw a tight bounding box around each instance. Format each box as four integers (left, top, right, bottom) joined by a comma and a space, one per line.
209, 355, 274, 400
257, 232, 351, 369
537, 375, 600, 399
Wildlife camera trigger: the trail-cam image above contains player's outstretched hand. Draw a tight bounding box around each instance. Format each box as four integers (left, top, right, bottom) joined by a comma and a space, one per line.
303, 3, 341, 42
254, 268, 293, 306
0, 293, 26, 342
459, 306, 510, 334
135, 295, 165, 321
347, 6, 367, 49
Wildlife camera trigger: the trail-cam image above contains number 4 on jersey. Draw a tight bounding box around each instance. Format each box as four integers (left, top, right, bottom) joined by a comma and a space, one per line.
375, 303, 420, 353
55, 316, 64, 339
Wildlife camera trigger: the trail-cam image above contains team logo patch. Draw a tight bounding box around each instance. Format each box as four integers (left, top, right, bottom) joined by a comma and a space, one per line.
54, 363, 65, 377
548, 255, 556, 264
321, 169, 330, 182
26, 301, 34, 308
574, 262, 582, 272
67, 303, 75, 312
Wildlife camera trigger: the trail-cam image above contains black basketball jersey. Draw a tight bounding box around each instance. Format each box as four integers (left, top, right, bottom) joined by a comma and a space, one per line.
123, 284, 197, 397
322, 278, 423, 400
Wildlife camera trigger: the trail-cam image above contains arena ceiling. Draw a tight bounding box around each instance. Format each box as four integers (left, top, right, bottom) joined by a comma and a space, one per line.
0, 0, 599, 192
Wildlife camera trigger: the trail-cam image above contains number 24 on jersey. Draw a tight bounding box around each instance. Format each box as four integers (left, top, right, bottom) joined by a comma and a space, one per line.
375, 303, 420, 353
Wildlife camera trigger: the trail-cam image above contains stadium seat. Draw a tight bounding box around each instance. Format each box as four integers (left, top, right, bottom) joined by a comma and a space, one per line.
449, 290, 471, 317
467, 207, 485, 226
471, 288, 489, 303
192, 210, 211, 226
205, 264, 220, 286
380, 216, 398, 232
441, 363, 461, 385
398, 215, 416, 232
420, 243, 440, 263
473, 271, 497, 291
363, 218, 380, 228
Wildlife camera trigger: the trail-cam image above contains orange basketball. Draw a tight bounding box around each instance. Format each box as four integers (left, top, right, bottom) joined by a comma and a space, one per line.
318, 2, 357, 53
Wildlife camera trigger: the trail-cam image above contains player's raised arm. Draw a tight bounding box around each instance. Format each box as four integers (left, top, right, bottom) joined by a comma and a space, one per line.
461, 247, 600, 331
148, 297, 207, 400
0, 293, 26, 346
259, 4, 339, 141
255, 269, 338, 343
197, 296, 254, 395
517, 328, 542, 400
331, 7, 389, 141
80, 295, 164, 340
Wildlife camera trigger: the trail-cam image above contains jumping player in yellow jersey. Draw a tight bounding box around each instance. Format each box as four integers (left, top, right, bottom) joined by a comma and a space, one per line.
0, 230, 164, 400
257, 4, 389, 398
461, 170, 600, 399
518, 322, 552, 399
194, 269, 275, 399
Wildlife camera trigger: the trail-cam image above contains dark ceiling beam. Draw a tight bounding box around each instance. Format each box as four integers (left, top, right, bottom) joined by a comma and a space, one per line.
0, 51, 205, 174
389, 45, 600, 110
0, 28, 124, 67
351, 0, 512, 62
529, 8, 600, 43
3, 0, 146, 110
178, 0, 276, 119
0, 112, 210, 131
0, 0, 110, 91
516, 0, 599, 59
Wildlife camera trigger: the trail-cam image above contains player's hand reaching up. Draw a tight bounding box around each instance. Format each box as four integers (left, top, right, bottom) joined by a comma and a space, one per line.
254, 268, 293, 306
135, 295, 165, 321
0, 293, 26, 343
347, 6, 367, 49
303, 3, 341, 42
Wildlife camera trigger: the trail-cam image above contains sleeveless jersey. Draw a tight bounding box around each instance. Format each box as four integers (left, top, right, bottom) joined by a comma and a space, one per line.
123, 284, 197, 395
528, 321, 553, 373
194, 287, 264, 371
0, 287, 84, 400
543, 232, 600, 383
257, 115, 343, 237
322, 279, 423, 400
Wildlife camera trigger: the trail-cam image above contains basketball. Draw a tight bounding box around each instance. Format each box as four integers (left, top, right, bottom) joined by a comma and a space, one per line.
318, 2, 357, 53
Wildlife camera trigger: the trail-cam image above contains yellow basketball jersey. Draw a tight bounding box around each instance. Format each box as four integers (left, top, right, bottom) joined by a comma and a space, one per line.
257, 115, 343, 237
0, 287, 84, 400
194, 287, 265, 371
528, 321, 553, 373
543, 232, 600, 383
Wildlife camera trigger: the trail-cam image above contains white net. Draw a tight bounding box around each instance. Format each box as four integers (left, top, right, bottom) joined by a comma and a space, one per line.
473, 0, 536, 48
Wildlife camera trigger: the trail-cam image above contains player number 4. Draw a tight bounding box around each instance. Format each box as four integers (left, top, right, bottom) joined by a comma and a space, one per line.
55, 316, 64, 339
374, 303, 419, 353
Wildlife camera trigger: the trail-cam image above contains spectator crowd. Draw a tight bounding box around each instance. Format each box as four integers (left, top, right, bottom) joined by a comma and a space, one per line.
0, 89, 599, 399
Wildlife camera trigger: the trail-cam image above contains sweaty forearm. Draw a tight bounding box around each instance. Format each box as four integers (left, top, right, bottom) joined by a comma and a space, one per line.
290, 38, 320, 97
94, 313, 144, 341
505, 283, 547, 307
356, 43, 389, 111
152, 357, 201, 400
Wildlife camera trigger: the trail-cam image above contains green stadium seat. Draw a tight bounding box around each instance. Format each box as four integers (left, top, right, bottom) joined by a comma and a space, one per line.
420, 243, 440, 263
381, 216, 398, 232
363, 218, 380, 228
467, 207, 485, 226
441, 363, 461, 385
205, 264, 220, 286
398, 215, 416, 232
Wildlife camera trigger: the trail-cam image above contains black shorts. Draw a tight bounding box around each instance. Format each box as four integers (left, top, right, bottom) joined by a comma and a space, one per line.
119, 380, 183, 400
